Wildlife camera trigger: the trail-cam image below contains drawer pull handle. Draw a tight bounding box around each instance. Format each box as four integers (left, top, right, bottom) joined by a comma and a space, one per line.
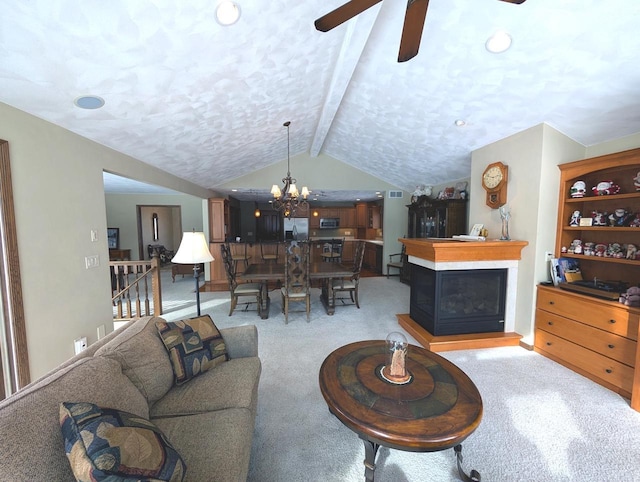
605, 369, 613, 374
608, 344, 615, 349
548, 301, 555, 305
547, 321, 553, 326
546, 342, 552, 346
609, 319, 616, 324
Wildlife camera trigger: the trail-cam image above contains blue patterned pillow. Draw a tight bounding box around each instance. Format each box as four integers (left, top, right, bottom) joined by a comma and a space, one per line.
155, 315, 229, 385
59, 402, 186, 481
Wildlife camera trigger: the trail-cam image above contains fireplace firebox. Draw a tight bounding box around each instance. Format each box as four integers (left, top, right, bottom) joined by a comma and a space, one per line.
410, 264, 507, 336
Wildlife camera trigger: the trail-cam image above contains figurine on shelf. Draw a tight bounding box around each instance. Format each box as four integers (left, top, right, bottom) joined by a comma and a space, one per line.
592, 180, 621, 196
619, 286, 640, 307
608, 208, 630, 226
568, 239, 582, 254
626, 244, 637, 260
608, 243, 624, 258
583, 242, 595, 256
594, 243, 607, 256
629, 213, 640, 227
411, 185, 432, 203
569, 210, 581, 226
570, 180, 587, 198
633, 171, 640, 191
591, 210, 608, 226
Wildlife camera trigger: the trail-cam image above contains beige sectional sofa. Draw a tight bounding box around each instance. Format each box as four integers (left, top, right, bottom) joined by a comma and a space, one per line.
0, 315, 261, 481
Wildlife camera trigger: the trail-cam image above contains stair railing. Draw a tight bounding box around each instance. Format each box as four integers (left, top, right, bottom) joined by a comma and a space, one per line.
110, 256, 162, 321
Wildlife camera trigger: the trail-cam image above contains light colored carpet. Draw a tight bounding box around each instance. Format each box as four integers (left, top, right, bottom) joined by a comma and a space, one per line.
160, 273, 640, 481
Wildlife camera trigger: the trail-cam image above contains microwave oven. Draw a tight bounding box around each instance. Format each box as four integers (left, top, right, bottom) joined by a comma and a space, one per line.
319, 218, 340, 229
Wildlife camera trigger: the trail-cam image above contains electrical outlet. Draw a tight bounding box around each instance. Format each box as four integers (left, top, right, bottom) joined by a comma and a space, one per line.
85, 255, 99, 269
74, 337, 87, 355
97, 324, 106, 340
544, 251, 554, 262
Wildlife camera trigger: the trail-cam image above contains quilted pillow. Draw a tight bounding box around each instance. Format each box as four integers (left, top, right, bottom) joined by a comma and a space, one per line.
155, 315, 229, 385
59, 402, 186, 482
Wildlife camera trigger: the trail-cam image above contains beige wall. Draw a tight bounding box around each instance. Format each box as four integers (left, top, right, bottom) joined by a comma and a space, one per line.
0, 102, 215, 380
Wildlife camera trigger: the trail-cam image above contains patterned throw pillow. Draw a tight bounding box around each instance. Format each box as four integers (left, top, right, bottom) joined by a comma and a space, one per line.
59, 402, 186, 482
155, 315, 229, 385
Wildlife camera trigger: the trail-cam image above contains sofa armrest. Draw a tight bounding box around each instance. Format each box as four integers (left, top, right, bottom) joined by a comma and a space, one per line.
220, 325, 258, 359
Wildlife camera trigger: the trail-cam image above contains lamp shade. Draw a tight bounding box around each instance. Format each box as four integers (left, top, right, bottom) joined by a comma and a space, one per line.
172, 232, 214, 264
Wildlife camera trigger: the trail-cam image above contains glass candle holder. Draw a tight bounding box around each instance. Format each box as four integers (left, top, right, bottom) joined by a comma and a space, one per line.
382, 332, 411, 384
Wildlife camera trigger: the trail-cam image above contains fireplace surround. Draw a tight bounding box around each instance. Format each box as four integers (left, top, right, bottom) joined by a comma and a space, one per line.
410, 264, 507, 336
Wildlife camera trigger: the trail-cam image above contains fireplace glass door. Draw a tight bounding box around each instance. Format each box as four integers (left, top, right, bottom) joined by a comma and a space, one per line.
410, 265, 507, 336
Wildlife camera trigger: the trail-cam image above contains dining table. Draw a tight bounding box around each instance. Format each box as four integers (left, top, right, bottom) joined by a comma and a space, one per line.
238, 262, 353, 319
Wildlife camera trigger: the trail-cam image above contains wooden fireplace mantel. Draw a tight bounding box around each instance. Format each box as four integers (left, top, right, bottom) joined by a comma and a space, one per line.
399, 238, 528, 263
398, 237, 528, 352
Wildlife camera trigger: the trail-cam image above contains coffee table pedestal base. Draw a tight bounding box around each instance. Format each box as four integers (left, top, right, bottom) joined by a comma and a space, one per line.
360, 438, 480, 482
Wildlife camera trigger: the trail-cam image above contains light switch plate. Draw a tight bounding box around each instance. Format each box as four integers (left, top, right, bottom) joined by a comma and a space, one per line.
85, 255, 99, 269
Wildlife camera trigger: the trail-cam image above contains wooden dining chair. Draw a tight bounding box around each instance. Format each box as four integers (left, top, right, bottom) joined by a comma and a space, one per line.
260, 241, 280, 264
281, 240, 311, 323
387, 244, 405, 278
220, 243, 262, 316
321, 238, 343, 263
229, 242, 251, 273
332, 240, 366, 308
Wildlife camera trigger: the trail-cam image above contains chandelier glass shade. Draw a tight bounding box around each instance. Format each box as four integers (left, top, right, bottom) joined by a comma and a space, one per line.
270, 121, 309, 218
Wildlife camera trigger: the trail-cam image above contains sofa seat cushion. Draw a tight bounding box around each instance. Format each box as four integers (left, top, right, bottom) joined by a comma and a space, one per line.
156, 315, 229, 385
0, 356, 148, 481
150, 357, 261, 419
60, 402, 186, 482
96, 316, 174, 405
152, 408, 254, 482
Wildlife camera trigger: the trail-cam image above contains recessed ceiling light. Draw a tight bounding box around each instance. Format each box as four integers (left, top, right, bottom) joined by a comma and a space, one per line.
485, 30, 512, 54
74, 95, 105, 109
454, 119, 466, 127
231, 189, 238, 192
216, 1, 241, 26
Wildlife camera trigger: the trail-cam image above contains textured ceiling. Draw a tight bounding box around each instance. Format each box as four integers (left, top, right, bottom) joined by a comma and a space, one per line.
2, 0, 640, 201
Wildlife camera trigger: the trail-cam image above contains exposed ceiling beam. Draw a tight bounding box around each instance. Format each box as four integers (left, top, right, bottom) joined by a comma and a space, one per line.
311, 5, 382, 157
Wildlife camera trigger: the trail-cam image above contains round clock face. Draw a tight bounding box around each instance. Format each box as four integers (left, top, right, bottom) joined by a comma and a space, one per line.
483, 166, 503, 189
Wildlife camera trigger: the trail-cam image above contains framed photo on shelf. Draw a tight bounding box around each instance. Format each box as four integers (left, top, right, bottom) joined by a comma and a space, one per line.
107, 228, 119, 249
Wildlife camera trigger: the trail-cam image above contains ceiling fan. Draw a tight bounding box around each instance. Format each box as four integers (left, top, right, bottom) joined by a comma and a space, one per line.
315, 0, 527, 63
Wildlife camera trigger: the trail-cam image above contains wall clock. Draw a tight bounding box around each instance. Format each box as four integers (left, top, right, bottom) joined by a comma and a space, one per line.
482, 162, 508, 209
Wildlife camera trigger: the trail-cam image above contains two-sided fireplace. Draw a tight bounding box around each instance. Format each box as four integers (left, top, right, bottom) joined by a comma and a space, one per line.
410, 264, 507, 336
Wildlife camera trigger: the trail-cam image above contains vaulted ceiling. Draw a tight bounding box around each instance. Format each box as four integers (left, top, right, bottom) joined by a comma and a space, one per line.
2, 0, 639, 200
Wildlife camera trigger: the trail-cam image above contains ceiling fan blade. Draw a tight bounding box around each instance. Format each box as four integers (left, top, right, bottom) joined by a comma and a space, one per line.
398, 0, 430, 62
315, 0, 383, 32
498, 0, 526, 4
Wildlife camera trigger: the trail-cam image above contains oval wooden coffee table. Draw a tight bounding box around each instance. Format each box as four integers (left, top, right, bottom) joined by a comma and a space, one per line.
319, 340, 483, 481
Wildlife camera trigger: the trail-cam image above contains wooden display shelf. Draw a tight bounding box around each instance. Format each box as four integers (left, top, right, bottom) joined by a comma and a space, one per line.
397, 314, 522, 352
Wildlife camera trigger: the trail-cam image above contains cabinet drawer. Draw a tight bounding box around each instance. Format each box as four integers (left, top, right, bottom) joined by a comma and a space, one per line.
536, 287, 638, 340
534, 329, 634, 393
535, 309, 636, 366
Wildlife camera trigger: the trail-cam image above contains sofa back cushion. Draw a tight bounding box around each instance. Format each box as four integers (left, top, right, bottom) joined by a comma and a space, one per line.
0, 356, 148, 481
96, 316, 174, 405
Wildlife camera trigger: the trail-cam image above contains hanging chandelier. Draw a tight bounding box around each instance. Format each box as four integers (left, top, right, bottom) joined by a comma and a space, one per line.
270, 121, 309, 219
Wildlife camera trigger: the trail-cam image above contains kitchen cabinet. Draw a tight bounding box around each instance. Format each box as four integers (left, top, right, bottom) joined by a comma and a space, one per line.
363, 242, 382, 274
340, 207, 356, 228
356, 203, 368, 228
209, 198, 228, 243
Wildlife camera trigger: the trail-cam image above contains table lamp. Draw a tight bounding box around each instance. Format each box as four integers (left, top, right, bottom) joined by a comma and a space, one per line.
172, 231, 214, 316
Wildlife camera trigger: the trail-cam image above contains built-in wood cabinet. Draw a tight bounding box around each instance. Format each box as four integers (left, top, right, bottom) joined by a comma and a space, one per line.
356, 203, 367, 228
209, 198, 228, 243
535, 286, 638, 400
407, 197, 467, 239
340, 207, 356, 228
534, 148, 640, 411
